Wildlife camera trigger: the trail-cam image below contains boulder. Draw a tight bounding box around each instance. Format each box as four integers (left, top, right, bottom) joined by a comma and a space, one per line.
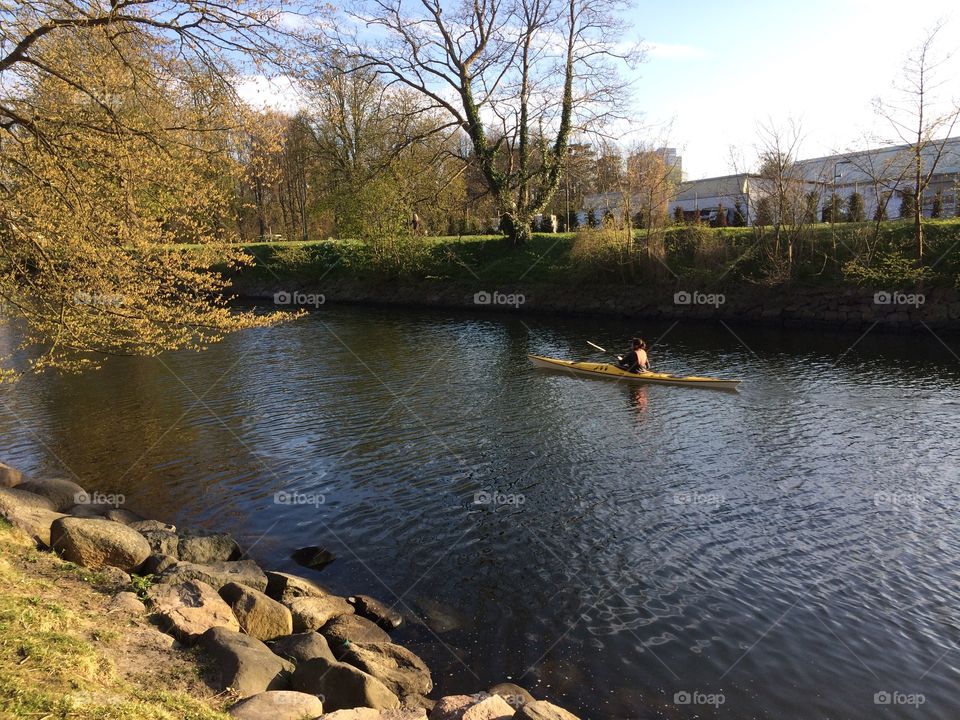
514, 701, 580, 720
340, 642, 432, 700
321, 614, 391, 652
17, 477, 86, 512
201, 626, 294, 698
429, 696, 474, 720
319, 710, 428, 720
291, 656, 400, 712
429, 695, 514, 720
349, 594, 403, 630
228, 690, 325, 720
148, 579, 240, 642
49, 517, 151, 571
178, 531, 242, 563
219, 582, 293, 641
0, 486, 57, 514
488, 684, 535, 710
97, 565, 132, 589
269, 631, 337, 665
288, 595, 354, 632
462, 696, 515, 720
141, 529, 179, 558
0, 462, 23, 488
129, 519, 177, 533
0, 506, 67, 547
158, 559, 268, 591
67, 503, 111, 518
291, 545, 336, 571
265, 570, 331, 604
106, 508, 144, 524
140, 553, 178, 575
109, 591, 147, 615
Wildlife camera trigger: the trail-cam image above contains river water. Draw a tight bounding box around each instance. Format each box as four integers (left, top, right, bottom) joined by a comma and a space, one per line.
2, 305, 960, 719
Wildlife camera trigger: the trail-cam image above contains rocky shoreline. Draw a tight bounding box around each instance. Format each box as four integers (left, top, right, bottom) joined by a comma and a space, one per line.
231, 276, 960, 333
0, 461, 578, 720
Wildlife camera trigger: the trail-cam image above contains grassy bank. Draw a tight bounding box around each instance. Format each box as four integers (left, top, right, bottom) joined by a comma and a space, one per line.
0, 519, 230, 720
227, 218, 960, 291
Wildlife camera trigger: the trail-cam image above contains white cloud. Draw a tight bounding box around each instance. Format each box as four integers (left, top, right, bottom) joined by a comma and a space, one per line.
645, 42, 707, 60
235, 75, 304, 114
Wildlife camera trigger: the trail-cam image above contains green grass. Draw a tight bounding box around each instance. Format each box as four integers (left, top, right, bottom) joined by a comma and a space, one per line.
199, 217, 960, 290
0, 522, 230, 720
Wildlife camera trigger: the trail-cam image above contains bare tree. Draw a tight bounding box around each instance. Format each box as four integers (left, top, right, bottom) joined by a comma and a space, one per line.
329, 0, 639, 244
873, 20, 960, 261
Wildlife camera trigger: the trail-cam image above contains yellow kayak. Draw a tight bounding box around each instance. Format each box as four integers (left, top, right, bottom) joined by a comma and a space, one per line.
528, 355, 741, 390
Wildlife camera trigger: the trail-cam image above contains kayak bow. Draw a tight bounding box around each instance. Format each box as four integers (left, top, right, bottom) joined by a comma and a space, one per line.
528, 354, 741, 391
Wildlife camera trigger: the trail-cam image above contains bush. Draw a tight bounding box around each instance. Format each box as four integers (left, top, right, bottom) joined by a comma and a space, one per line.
754, 197, 773, 226
899, 187, 916, 218
931, 190, 943, 219
569, 226, 631, 278
848, 192, 865, 222
672, 205, 685, 224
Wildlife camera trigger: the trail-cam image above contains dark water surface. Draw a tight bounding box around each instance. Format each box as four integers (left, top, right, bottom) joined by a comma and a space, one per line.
3, 306, 960, 719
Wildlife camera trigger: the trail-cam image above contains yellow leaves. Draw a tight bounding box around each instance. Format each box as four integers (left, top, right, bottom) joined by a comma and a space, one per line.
0, 21, 284, 377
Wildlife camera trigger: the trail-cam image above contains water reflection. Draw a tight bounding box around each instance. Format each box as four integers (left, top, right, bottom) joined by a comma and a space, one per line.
1, 307, 960, 719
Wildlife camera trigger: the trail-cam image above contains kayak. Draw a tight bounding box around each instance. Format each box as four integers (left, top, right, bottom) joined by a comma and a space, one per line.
528, 354, 741, 390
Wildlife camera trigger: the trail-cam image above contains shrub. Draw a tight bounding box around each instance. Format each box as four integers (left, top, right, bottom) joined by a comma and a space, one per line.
754, 197, 773, 226
672, 205, 685, 224
848, 192, 865, 222
732, 199, 747, 227
899, 187, 916, 218
931, 190, 943, 219
569, 226, 631, 278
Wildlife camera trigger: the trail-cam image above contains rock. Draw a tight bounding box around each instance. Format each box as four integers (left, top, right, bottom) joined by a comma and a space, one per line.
0, 462, 23, 488
49, 517, 151, 571
140, 553, 177, 575
141, 529, 179, 557
265, 570, 332, 604
158, 559, 268, 591
106, 508, 144, 524
17, 477, 86, 512
291, 656, 400, 711
405, 695, 436, 712
178, 531, 242, 563
320, 710, 428, 720
0, 486, 57, 514
98, 565, 132, 588
269, 631, 337, 664
228, 690, 325, 720
429, 696, 474, 719
291, 545, 336, 570
462, 696, 515, 720
429, 695, 514, 720
201, 626, 294, 698
219, 582, 293, 641
129, 519, 177, 533
349, 594, 403, 630
67, 503, 111, 518
340, 642, 432, 700
514, 701, 580, 720
321, 614, 391, 651
0, 506, 67, 547
109, 591, 147, 615
288, 595, 354, 632
488, 683, 535, 709
148, 579, 241, 642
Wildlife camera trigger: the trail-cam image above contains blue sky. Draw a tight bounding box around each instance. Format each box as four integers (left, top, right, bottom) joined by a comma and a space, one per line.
628, 0, 959, 178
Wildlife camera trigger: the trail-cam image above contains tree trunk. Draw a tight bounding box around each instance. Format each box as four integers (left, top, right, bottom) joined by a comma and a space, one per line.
503, 213, 532, 245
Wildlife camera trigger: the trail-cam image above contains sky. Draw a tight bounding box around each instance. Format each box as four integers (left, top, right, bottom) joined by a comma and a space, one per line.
237, 0, 960, 181
629, 0, 960, 178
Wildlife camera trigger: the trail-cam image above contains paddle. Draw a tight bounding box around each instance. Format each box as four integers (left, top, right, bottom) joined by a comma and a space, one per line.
587, 340, 623, 362
587, 340, 653, 372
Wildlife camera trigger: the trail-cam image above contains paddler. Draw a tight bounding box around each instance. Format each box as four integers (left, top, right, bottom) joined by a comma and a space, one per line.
617, 338, 650, 373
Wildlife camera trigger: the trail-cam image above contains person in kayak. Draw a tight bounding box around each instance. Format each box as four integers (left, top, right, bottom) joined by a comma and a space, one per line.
618, 338, 650, 373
